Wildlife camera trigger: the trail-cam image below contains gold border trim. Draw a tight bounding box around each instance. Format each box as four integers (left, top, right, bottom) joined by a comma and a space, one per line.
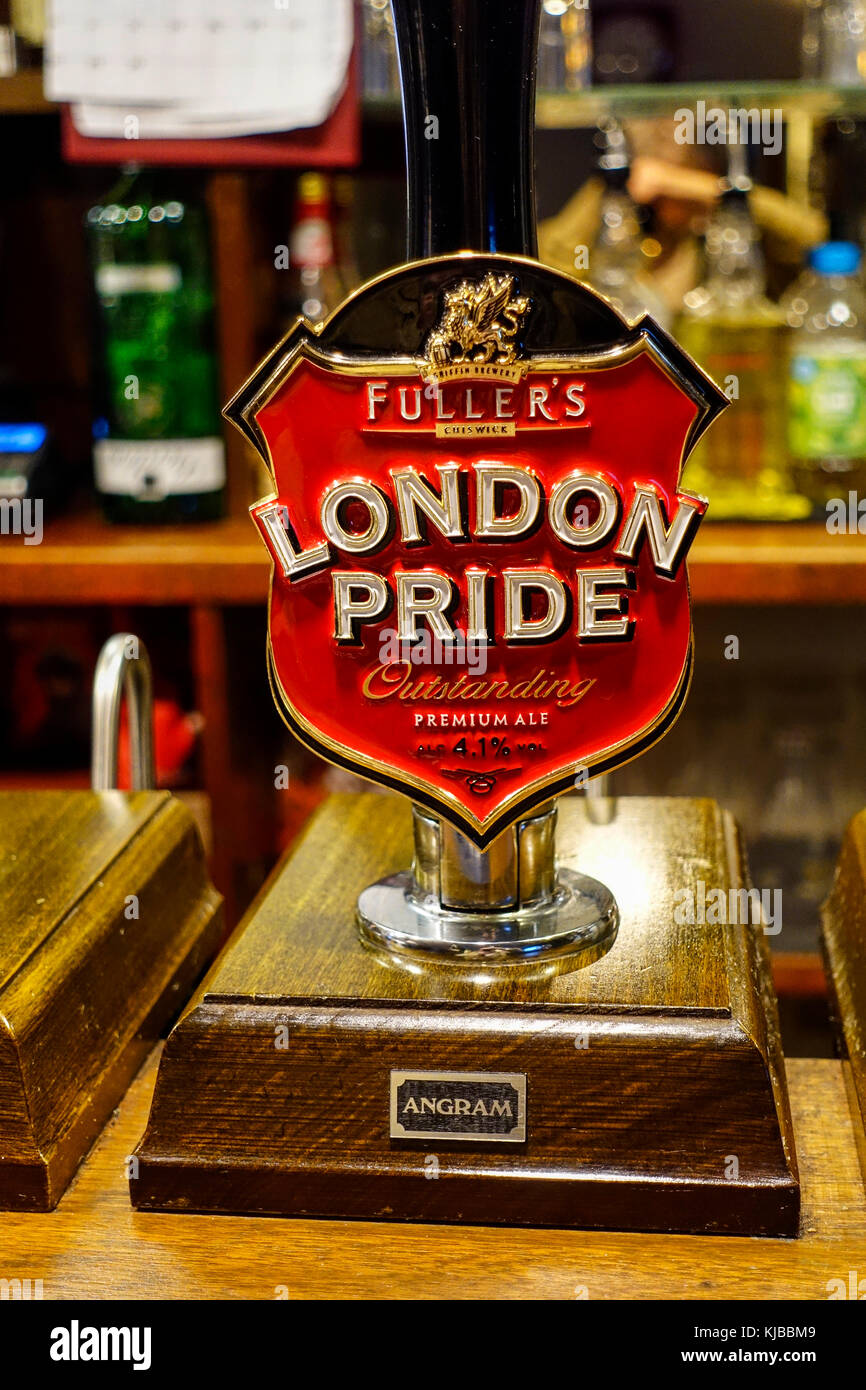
265, 617, 694, 845
225, 250, 728, 467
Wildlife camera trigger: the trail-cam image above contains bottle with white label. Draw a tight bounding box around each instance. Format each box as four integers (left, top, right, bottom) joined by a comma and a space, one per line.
87, 168, 226, 523
782, 240, 866, 510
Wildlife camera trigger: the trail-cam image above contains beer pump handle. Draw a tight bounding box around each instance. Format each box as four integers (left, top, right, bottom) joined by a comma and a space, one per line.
391, 0, 540, 259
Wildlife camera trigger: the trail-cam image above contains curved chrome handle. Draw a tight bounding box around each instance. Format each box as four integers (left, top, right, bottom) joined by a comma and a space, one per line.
91, 634, 156, 791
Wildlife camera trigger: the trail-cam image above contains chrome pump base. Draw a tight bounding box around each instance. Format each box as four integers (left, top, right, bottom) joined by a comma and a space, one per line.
357, 803, 618, 965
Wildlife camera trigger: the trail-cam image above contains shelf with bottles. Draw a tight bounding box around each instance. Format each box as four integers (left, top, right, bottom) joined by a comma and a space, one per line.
82, 157, 860, 533
8, 74, 862, 142
538, 117, 866, 524
80, 166, 381, 523
679, 224, 866, 521
3, 143, 860, 560
361, 81, 866, 131
0, 148, 406, 531
535, 80, 866, 130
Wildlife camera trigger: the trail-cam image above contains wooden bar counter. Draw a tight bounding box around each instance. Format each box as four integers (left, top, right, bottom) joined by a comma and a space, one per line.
0, 1053, 863, 1300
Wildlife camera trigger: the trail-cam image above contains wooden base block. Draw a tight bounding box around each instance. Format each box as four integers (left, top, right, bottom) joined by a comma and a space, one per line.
822, 809, 866, 1186
132, 794, 799, 1235
0, 791, 223, 1210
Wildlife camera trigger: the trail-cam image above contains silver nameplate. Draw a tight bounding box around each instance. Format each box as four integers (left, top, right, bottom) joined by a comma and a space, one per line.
390, 1069, 526, 1143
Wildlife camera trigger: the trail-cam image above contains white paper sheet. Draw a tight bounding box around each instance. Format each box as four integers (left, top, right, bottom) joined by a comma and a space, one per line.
46, 0, 353, 138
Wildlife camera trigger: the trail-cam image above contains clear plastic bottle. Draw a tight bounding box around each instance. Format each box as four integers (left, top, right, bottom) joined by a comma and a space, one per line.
676, 183, 809, 520
587, 125, 671, 328
782, 240, 866, 508
749, 725, 839, 943
537, 0, 592, 93
802, 0, 866, 82
361, 0, 399, 99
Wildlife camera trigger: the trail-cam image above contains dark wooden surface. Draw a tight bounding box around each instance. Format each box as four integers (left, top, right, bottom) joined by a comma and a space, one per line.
0, 1052, 861, 1299
200, 794, 774, 1008
0, 791, 223, 1209
133, 794, 798, 1234
822, 808, 866, 1185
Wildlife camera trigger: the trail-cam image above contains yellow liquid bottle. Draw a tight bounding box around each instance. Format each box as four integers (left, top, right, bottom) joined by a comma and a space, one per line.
676, 187, 810, 521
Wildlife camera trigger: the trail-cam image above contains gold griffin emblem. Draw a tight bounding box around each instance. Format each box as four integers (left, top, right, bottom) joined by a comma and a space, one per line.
425, 273, 531, 383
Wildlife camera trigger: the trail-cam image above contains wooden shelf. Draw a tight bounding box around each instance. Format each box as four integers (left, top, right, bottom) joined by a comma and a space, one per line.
0, 71, 53, 114
535, 79, 866, 129
0, 514, 863, 607
772, 951, 827, 1000
6, 74, 865, 129
364, 81, 866, 131
0, 769, 90, 790
689, 522, 866, 605
0, 511, 268, 605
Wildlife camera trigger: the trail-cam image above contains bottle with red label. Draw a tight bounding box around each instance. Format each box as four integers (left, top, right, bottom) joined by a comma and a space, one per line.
283, 173, 346, 328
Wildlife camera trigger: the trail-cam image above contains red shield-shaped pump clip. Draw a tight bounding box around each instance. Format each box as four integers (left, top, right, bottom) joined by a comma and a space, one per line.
228, 255, 727, 848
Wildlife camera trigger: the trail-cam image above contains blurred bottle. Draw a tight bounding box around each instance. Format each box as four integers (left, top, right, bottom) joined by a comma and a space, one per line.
283, 173, 345, 327
0, 0, 15, 75
361, 0, 399, 99
803, 0, 866, 82
750, 725, 839, 944
9, 0, 43, 68
333, 175, 361, 293
537, 0, 592, 93
782, 240, 866, 508
677, 176, 809, 520
593, 7, 674, 84
586, 123, 671, 327
87, 168, 226, 525
802, 0, 825, 75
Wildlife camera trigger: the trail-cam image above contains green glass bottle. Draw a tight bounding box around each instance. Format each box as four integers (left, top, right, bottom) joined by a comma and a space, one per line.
87, 167, 226, 524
